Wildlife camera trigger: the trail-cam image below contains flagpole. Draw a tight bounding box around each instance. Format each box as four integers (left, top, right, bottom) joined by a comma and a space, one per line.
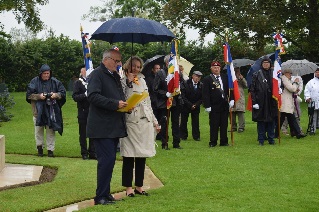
225, 28, 234, 146
165, 108, 170, 150
278, 107, 281, 144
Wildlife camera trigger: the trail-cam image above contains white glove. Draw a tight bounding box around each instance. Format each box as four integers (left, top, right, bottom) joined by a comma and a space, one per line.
229, 100, 234, 108
85, 91, 87, 97
253, 104, 259, 109
205, 107, 211, 113
166, 92, 172, 98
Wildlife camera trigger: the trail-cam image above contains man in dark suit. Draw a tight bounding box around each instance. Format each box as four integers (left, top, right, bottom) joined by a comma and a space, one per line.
87, 49, 129, 205
180, 71, 203, 141
145, 63, 161, 140
72, 65, 96, 160
202, 61, 234, 147
153, 55, 184, 149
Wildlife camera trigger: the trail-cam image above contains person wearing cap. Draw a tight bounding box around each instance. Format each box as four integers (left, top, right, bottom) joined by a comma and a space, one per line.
250, 56, 278, 145
304, 67, 319, 135
202, 61, 234, 147
231, 67, 248, 133
280, 73, 304, 136
278, 68, 306, 139
72, 65, 96, 160
180, 70, 203, 141
26, 64, 66, 157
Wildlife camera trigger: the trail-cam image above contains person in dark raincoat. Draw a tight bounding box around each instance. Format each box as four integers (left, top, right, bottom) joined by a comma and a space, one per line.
26, 64, 66, 157
250, 57, 277, 145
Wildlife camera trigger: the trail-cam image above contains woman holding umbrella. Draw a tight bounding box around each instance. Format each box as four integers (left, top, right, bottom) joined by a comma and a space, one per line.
120, 56, 161, 197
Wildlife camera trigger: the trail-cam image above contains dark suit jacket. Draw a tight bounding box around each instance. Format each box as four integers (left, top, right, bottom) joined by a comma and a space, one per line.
202, 73, 233, 112
72, 77, 90, 123
181, 79, 202, 113
86, 63, 127, 139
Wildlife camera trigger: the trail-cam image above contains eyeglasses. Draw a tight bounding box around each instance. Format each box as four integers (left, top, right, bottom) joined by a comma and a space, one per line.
107, 57, 121, 64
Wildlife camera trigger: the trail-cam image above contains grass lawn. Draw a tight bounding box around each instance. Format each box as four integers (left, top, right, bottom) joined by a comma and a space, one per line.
1, 92, 319, 211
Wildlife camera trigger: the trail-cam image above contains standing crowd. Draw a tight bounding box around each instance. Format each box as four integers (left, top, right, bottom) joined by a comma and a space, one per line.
26, 49, 319, 206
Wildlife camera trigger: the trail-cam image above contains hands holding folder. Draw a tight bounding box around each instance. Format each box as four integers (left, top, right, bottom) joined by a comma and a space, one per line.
117, 91, 149, 112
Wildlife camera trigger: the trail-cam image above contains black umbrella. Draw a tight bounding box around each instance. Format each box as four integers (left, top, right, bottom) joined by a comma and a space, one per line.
142, 55, 165, 76
90, 17, 175, 45
246, 53, 275, 87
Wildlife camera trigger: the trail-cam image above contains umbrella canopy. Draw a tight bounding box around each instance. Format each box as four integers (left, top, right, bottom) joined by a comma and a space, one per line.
179, 56, 194, 79
223, 58, 255, 70
281, 59, 318, 76
90, 17, 175, 44
246, 53, 275, 87
142, 55, 165, 76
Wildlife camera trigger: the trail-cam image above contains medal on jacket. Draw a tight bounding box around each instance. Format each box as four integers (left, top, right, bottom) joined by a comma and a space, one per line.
133, 76, 139, 85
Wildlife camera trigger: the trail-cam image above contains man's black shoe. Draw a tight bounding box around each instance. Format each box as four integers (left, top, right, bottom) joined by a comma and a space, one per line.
296, 134, 307, 139
209, 143, 217, 148
82, 155, 89, 160
89, 154, 97, 160
48, 150, 54, 157
220, 143, 229, 146
94, 198, 115, 205
106, 194, 116, 201
173, 146, 182, 149
194, 138, 201, 141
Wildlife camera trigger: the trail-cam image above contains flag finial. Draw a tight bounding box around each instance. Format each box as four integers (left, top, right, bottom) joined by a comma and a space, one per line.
225, 28, 229, 42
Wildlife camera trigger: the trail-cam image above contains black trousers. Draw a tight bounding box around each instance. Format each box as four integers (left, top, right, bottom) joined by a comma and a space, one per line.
93, 138, 119, 202
180, 111, 200, 139
279, 112, 301, 135
209, 111, 228, 146
157, 106, 181, 147
122, 157, 146, 187
79, 121, 95, 156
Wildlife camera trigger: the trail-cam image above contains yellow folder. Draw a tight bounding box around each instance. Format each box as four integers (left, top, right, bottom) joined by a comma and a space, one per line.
117, 91, 149, 112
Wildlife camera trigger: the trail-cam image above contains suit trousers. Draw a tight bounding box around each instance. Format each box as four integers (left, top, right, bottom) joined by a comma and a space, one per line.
157, 105, 181, 147
33, 116, 55, 151
180, 111, 200, 139
231, 111, 245, 131
122, 157, 146, 187
257, 121, 275, 144
209, 111, 228, 146
78, 121, 95, 156
93, 138, 119, 202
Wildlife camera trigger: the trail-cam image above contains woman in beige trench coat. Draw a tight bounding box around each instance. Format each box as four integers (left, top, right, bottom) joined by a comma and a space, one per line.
120, 56, 160, 197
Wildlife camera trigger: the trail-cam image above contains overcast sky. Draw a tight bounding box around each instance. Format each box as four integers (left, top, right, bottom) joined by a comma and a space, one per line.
1, 0, 214, 43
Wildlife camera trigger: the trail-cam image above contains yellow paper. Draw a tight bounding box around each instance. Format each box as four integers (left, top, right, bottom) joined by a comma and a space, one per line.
117, 91, 149, 112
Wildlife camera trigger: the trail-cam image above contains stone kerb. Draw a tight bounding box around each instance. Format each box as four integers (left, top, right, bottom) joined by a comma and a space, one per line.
0, 135, 4, 172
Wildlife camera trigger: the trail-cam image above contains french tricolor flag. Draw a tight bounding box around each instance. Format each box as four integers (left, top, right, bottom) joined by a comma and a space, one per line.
223, 42, 240, 102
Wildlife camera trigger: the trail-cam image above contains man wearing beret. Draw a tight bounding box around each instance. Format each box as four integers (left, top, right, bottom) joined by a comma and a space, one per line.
180, 71, 203, 141
202, 61, 234, 147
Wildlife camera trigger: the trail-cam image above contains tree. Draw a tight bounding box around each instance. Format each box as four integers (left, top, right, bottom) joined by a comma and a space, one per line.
0, 0, 48, 36
83, 0, 167, 22
163, 0, 319, 62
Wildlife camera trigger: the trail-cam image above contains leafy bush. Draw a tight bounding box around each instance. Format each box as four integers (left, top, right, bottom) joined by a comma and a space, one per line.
0, 86, 15, 123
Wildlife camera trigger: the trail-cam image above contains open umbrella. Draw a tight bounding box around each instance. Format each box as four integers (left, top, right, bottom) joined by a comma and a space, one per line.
281, 59, 318, 76
179, 56, 194, 79
91, 17, 175, 45
223, 58, 255, 70
142, 55, 165, 76
246, 53, 275, 87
